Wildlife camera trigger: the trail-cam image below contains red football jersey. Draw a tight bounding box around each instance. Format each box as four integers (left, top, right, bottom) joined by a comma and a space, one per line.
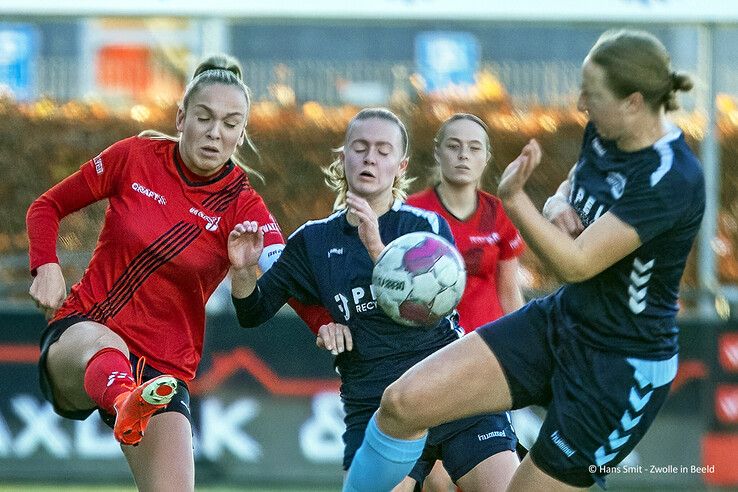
29, 137, 283, 381
406, 188, 524, 331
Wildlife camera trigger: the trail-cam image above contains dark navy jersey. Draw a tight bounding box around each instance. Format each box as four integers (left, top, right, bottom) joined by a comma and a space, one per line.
233, 199, 460, 402
558, 122, 705, 359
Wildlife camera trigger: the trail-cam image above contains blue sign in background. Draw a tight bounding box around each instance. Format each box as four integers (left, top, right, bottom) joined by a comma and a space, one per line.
414, 31, 480, 94
0, 24, 38, 101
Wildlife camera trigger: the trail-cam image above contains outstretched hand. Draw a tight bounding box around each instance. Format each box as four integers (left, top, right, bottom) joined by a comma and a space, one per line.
346, 191, 385, 262
228, 221, 264, 271
497, 139, 542, 203
316, 322, 353, 355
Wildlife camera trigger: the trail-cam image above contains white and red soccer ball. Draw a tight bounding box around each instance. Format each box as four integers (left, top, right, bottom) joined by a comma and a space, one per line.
372, 231, 466, 327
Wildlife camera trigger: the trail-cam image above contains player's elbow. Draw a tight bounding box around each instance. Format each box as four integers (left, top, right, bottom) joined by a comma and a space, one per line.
555, 259, 594, 284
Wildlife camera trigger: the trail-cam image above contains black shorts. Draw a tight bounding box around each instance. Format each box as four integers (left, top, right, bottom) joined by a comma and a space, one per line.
39, 315, 192, 428
409, 411, 517, 484
477, 296, 677, 488
342, 397, 517, 483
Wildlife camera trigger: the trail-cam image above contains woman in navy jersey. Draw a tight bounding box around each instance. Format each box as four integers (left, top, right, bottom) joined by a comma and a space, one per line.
405, 113, 525, 491
229, 108, 519, 491
26, 54, 288, 491
343, 29, 705, 492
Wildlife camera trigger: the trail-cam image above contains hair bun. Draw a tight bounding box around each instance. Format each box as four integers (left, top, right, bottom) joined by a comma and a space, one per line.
193, 54, 243, 81
671, 71, 694, 92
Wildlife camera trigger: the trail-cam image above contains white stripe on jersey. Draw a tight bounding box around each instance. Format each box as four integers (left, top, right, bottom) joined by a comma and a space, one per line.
650, 126, 681, 187
289, 209, 345, 239
397, 201, 440, 234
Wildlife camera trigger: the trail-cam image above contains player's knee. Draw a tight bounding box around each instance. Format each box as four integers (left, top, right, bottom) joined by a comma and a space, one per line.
379, 379, 422, 428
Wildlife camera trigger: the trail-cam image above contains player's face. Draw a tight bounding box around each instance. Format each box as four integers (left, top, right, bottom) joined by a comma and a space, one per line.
342, 118, 408, 201
577, 59, 628, 141
435, 118, 489, 186
176, 83, 248, 176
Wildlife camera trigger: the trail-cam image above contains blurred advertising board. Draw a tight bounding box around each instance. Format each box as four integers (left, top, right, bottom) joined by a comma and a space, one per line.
0, 24, 38, 101
0, 308, 718, 488
414, 31, 479, 100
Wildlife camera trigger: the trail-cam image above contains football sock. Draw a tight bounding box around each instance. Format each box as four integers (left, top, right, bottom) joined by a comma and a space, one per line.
343, 413, 427, 492
83, 347, 134, 414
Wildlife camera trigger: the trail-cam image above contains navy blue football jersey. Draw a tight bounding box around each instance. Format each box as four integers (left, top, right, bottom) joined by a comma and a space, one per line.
233, 199, 460, 401
558, 123, 705, 358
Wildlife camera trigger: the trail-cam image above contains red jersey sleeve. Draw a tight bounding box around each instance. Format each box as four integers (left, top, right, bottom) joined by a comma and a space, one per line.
496, 206, 525, 260
79, 137, 134, 200
26, 169, 100, 275
288, 299, 334, 335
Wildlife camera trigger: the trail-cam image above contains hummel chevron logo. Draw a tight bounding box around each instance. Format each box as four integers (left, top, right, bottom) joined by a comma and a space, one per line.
608, 429, 631, 449
629, 271, 651, 287
628, 257, 654, 314
595, 446, 618, 466
633, 257, 654, 273
629, 386, 652, 412
621, 410, 642, 431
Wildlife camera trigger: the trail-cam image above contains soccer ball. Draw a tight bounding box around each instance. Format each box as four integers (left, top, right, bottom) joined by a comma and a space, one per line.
372, 231, 466, 327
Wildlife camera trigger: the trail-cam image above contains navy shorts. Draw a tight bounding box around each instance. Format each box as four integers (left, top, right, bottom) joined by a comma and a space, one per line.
477, 296, 677, 488
39, 315, 192, 429
342, 398, 517, 483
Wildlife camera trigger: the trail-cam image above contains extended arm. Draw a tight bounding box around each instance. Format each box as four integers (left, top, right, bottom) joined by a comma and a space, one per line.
498, 140, 641, 283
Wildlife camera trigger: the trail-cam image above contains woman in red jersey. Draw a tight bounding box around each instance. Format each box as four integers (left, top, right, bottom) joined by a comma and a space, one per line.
26, 54, 284, 491
404, 113, 525, 491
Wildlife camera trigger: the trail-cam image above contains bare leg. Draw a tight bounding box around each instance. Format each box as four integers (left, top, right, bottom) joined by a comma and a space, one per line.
46, 321, 129, 411
377, 332, 514, 439
456, 450, 519, 492
507, 454, 586, 492
424, 461, 454, 492
122, 412, 195, 492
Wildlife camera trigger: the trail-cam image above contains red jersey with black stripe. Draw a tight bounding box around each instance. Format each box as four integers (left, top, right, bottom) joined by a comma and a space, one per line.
29, 136, 283, 381
406, 188, 524, 331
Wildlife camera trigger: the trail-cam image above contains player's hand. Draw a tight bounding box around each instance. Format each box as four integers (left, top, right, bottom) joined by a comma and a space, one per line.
228, 221, 264, 271
543, 196, 584, 237
316, 322, 353, 355
498, 139, 542, 204
346, 191, 384, 261
29, 263, 66, 319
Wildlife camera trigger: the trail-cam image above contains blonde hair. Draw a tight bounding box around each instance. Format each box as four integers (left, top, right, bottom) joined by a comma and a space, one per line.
323, 108, 414, 210
589, 30, 693, 112
139, 53, 262, 180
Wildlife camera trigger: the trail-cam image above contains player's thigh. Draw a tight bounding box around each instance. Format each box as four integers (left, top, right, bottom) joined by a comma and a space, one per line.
508, 453, 586, 492
383, 331, 513, 429
456, 450, 519, 492
44, 317, 128, 410
122, 411, 194, 492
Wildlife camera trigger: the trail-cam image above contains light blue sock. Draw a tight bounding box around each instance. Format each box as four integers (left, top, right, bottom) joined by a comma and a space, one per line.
343, 413, 427, 492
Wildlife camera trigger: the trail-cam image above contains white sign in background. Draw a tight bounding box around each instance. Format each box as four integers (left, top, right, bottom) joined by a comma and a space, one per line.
1, 0, 738, 22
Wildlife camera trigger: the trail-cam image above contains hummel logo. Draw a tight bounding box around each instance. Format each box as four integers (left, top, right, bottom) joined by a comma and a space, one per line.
328, 248, 344, 258
628, 257, 654, 314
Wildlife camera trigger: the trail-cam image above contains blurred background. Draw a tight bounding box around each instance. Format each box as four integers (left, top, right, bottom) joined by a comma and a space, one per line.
0, 0, 737, 490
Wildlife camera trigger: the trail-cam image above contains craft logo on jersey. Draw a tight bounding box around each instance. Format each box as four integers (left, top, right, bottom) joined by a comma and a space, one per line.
189, 207, 221, 232
606, 172, 627, 200
132, 182, 166, 205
